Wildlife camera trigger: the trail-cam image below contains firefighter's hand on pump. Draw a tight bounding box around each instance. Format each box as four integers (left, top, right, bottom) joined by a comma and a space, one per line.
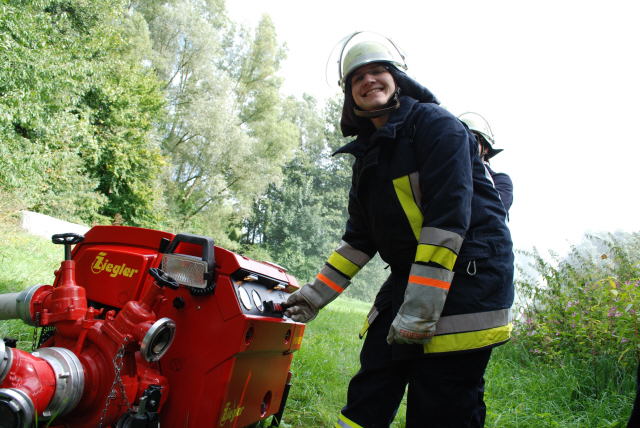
283, 286, 319, 323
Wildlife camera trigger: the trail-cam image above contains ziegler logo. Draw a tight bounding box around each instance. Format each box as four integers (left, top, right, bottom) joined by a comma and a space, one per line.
90, 252, 139, 278
219, 401, 244, 425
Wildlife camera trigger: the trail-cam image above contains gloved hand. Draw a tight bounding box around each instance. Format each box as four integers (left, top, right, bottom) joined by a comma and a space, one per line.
386, 311, 436, 345
283, 287, 319, 323
386, 266, 450, 345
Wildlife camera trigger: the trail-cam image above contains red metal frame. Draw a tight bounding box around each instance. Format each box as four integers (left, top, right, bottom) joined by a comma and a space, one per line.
0, 225, 305, 427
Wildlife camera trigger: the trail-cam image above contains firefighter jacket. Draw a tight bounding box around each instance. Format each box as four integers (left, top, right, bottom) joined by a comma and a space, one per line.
304, 94, 514, 355
485, 163, 513, 213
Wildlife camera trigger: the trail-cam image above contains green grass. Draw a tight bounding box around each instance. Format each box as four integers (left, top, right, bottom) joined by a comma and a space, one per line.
0, 222, 60, 348
484, 343, 633, 427
282, 297, 636, 427
285, 297, 408, 427
0, 224, 636, 427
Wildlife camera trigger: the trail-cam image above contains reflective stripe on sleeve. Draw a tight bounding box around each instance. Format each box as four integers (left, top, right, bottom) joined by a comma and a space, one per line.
409, 275, 450, 290
419, 227, 463, 254
326, 243, 371, 279
337, 413, 364, 428
328, 252, 360, 279
316, 272, 346, 294
415, 244, 458, 270
392, 175, 423, 240
318, 265, 350, 289
409, 263, 454, 289
336, 241, 371, 267
306, 270, 344, 305
303, 275, 342, 309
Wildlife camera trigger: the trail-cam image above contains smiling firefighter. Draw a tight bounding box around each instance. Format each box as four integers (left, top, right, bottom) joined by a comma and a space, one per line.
284, 32, 515, 428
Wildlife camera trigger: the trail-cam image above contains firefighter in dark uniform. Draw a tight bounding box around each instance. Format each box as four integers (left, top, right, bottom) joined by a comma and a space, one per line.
285, 33, 514, 428
459, 112, 513, 214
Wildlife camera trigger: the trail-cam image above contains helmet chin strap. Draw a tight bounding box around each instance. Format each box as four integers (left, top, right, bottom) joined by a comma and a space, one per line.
353, 88, 400, 118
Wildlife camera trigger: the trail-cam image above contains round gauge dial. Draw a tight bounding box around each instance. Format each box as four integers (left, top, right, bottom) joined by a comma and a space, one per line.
252, 290, 264, 311
238, 286, 252, 310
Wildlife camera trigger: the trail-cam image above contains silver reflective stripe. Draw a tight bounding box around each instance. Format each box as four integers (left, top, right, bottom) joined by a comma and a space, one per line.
408, 171, 422, 207
304, 277, 340, 308
434, 308, 511, 335
337, 421, 350, 428
366, 305, 379, 325
483, 162, 495, 185
318, 265, 350, 289
359, 305, 379, 339
410, 263, 454, 284
337, 241, 371, 267
419, 227, 464, 254
402, 280, 447, 321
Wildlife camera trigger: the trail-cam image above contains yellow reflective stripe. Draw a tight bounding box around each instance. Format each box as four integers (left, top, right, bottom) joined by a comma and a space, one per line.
359, 319, 369, 339
415, 244, 458, 270
337, 413, 364, 428
327, 251, 360, 279
358, 305, 380, 339
392, 176, 423, 240
423, 324, 513, 354
359, 305, 379, 339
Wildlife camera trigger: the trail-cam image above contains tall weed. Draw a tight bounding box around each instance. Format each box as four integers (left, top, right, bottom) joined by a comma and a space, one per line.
515, 233, 640, 385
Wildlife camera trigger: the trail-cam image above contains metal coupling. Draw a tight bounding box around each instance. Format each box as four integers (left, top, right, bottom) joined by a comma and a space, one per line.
32, 347, 85, 419
0, 340, 13, 384
141, 318, 176, 362
0, 388, 35, 428
15, 285, 46, 325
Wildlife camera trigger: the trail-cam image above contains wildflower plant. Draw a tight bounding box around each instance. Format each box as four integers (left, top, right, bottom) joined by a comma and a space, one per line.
514, 233, 640, 383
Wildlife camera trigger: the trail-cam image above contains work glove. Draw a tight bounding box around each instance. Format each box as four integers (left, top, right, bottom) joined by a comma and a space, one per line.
386, 265, 451, 345
283, 287, 319, 323
386, 305, 437, 345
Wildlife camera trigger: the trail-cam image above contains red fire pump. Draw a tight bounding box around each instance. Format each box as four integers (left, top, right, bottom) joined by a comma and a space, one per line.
0, 226, 305, 427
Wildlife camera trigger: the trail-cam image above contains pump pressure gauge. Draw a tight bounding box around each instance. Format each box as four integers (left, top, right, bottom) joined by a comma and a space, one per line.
238, 286, 252, 310
251, 290, 264, 312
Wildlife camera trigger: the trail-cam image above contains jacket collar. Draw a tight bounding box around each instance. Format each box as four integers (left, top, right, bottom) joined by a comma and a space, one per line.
334, 96, 418, 157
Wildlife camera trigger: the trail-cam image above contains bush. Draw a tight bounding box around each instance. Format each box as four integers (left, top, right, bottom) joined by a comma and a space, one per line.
514, 233, 640, 384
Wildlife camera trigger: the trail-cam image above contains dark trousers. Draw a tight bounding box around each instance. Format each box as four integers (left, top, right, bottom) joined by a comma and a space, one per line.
342, 310, 491, 428
341, 307, 493, 428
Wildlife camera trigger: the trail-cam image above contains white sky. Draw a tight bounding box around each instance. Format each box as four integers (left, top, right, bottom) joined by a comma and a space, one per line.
227, 0, 640, 256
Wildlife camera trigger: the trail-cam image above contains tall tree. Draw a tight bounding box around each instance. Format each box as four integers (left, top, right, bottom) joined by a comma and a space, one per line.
243, 95, 390, 300
135, 1, 297, 246
241, 96, 341, 269
0, 0, 166, 225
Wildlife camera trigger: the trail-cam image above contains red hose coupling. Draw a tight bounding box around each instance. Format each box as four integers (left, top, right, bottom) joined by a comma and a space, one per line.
0, 341, 84, 427
107, 301, 177, 363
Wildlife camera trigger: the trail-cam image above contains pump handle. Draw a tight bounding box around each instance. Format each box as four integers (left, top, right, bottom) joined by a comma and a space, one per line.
51, 233, 84, 246
164, 234, 216, 295
51, 233, 84, 260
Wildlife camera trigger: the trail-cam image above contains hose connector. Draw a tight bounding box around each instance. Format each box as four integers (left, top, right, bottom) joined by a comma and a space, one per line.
0, 388, 35, 428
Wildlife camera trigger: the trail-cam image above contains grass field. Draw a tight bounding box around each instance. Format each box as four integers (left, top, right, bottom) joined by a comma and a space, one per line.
0, 224, 636, 427
285, 297, 635, 427
0, 222, 60, 347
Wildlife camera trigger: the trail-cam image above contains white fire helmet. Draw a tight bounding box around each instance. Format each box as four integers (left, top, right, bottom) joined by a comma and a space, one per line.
333, 32, 408, 90
458, 112, 502, 159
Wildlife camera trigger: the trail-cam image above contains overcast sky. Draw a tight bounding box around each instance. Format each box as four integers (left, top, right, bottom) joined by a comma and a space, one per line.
227, 0, 640, 257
